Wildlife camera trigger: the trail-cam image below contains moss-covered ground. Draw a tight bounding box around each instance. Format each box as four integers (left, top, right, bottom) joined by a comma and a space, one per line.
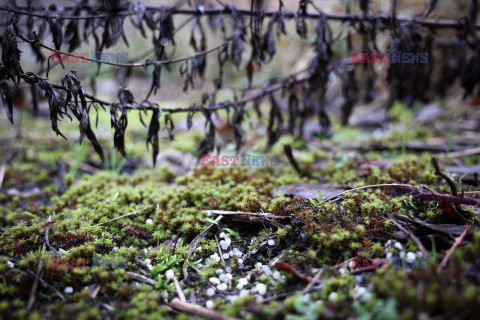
1, 100, 480, 320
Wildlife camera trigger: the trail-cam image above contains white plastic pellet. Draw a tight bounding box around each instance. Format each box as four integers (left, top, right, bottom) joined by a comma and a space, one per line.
267, 239, 275, 246
217, 283, 228, 291
272, 271, 281, 280
146, 219, 153, 225
256, 283, 267, 295
64, 287, 73, 294
206, 288, 216, 297
239, 289, 249, 296
262, 265, 273, 276
353, 287, 367, 300
328, 292, 338, 303
206, 300, 214, 309
406, 252, 416, 263
165, 270, 175, 280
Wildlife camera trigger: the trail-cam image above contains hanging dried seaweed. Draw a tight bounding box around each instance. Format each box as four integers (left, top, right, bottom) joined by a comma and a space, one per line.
0, 0, 479, 166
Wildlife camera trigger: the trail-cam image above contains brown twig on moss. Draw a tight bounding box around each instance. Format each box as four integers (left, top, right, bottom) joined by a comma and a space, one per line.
390, 217, 430, 258
24, 269, 65, 302
169, 298, 241, 320
316, 183, 480, 208
274, 262, 311, 282
214, 234, 227, 268
431, 156, 466, 217
437, 222, 474, 273
183, 215, 223, 279
95, 205, 155, 226
27, 243, 45, 309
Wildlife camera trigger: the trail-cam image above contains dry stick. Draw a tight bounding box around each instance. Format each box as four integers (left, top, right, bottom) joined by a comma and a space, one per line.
300, 268, 323, 295
316, 183, 480, 208
169, 298, 241, 320
27, 215, 54, 308
0, 151, 15, 190
25, 269, 65, 301
126, 271, 157, 286
183, 215, 223, 279
432, 156, 466, 218
206, 210, 291, 220
172, 273, 187, 302
438, 146, 480, 160
91, 285, 101, 299
27, 242, 46, 309
95, 205, 155, 226
0, 161, 6, 190
390, 217, 430, 258
214, 234, 227, 267
437, 222, 473, 273
432, 156, 459, 196
315, 183, 412, 206
44, 216, 61, 257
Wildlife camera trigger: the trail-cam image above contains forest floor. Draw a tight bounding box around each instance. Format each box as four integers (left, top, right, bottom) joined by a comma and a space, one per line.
1, 96, 480, 320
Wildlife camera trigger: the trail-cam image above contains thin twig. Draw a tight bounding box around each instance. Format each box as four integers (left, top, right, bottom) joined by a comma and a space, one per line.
25, 269, 65, 301
437, 222, 473, 273
0, 162, 6, 191
300, 268, 323, 295
95, 205, 155, 226
214, 234, 227, 267
0, 151, 15, 190
390, 217, 430, 258
438, 146, 480, 160
126, 271, 157, 286
169, 298, 241, 320
315, 183, 480, 208
27, 242, 46, 309
206, 210, 291, 219
315, 183, 412, 206
432, 156, 466, 217
183, 215, 223, 279
172, 273, 187, 302
432, 156, 459, 196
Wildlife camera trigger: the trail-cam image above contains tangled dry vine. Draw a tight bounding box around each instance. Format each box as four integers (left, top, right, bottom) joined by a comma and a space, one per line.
1, 0, 480, 166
